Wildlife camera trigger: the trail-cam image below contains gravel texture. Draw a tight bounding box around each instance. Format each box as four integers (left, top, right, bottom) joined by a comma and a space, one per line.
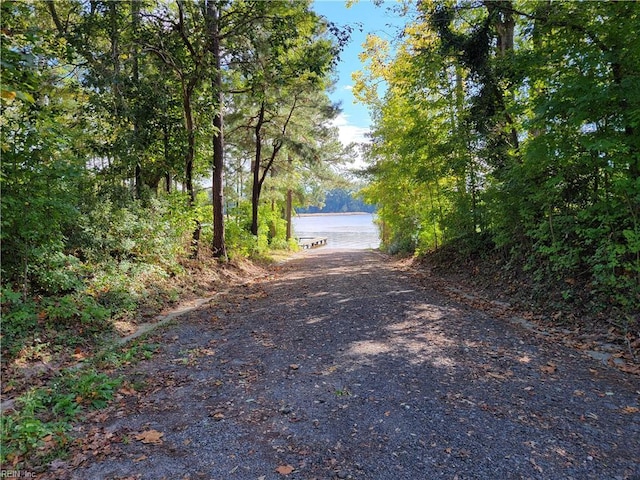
46, 249, 640, 479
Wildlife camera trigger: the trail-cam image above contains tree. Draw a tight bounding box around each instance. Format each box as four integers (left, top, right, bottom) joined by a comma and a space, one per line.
205, 0, 227, 257
141, 0, 212, 255
226, 1, 336, 236
355, 0, 640, 313
1, 1, 84, 293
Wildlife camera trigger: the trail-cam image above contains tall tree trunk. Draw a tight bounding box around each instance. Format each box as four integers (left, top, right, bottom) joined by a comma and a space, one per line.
486, 0, 519, 153
251, 102, 266, 236
183, 85, 195, 204
611, 61, 639, 181
286, 188, 293, 241
131, 0, 142, 199
285, 154, 293, 241
250, 97, 296, 237
182, 81, 201, 257
207, 0, 227, 258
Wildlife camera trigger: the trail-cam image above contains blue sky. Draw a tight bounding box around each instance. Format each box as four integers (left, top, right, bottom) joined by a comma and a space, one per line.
312, 0, 408, 146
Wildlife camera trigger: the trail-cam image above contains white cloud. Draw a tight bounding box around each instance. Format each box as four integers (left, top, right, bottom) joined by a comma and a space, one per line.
332, 113, 370, 147
330, 113, 371, 171
343, 85, 354, 91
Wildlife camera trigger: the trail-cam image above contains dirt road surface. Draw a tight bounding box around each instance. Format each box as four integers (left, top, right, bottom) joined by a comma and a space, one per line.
46, 250, 640, 479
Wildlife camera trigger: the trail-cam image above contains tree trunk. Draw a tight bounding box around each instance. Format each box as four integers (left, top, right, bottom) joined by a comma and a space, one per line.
251, 102, 266, 236
286, 189, 293, 241
207, 0, 227, 258
131, 0, 143, 199
285, 153, 293, 241
485, 1, 520, 154
250, 97, 295, 237
182, 82, 201, 257
612, 61, 639, 181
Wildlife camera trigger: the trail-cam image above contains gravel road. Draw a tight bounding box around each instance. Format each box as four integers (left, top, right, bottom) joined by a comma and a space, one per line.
49, 249, 640, 479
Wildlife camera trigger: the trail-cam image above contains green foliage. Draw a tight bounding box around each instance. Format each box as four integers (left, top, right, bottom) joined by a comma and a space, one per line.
1, 286, 112, 360
1, 335, 159, 468
356, 0, 640, 315
72, 191, 191, 269
0, 369, 122, 468
222, 200, 292, 259
0, 0, 342, 370
225, 220, 257, 259
259, 204, 290, 251
93, 341, 158, 370
42, 294, 108, 326
0, 286, 38, 354
0, 189, 198, 359
0, 410, 58, 465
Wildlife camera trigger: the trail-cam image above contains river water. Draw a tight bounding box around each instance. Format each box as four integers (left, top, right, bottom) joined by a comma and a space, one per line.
292, 213, 380, 250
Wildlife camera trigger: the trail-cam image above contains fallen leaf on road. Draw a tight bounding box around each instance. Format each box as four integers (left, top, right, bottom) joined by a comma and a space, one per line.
540, 363, 557, 374
620, 406, 639, 414
72, 348, 87, 360
135, 429, 164, 445
529, 457, 543, 473
619, 363, 640, 375
118, 385, 137, 395
275, 464, 294, 475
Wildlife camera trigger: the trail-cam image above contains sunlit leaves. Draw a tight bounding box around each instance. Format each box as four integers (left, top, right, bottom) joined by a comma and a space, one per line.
356, 0, 640, 312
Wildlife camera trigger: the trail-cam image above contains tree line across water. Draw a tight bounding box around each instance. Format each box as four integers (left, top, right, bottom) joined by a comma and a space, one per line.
296, 188, 376, 214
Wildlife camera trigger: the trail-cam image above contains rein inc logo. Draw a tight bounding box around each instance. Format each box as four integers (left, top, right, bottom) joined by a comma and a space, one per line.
1, 472, 35, 478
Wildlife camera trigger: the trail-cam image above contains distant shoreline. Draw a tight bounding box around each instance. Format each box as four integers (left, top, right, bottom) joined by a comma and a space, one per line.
294, 212, 373, 217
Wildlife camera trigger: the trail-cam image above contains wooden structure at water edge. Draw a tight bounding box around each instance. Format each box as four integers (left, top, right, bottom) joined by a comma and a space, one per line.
297, 237, 328, 249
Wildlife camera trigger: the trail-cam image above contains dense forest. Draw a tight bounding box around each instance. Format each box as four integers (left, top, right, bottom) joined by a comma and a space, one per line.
1, 0, 353, 361
356, 0, 639, 319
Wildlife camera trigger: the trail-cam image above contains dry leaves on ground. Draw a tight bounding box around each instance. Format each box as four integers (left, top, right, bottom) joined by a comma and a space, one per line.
134, 429, 164, 445
275, 464, 294, 475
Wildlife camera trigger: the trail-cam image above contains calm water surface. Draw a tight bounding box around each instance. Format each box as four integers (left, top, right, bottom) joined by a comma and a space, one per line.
292, 213, 380, 250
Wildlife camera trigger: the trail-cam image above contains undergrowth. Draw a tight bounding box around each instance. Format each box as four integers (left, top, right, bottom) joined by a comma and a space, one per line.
0, 184, 300, 472
424, 239, 640, 352
0, 341, 157, 471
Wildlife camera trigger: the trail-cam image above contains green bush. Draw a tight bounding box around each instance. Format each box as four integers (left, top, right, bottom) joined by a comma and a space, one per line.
225, 220, 256, 258
1, 286, 39, 357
